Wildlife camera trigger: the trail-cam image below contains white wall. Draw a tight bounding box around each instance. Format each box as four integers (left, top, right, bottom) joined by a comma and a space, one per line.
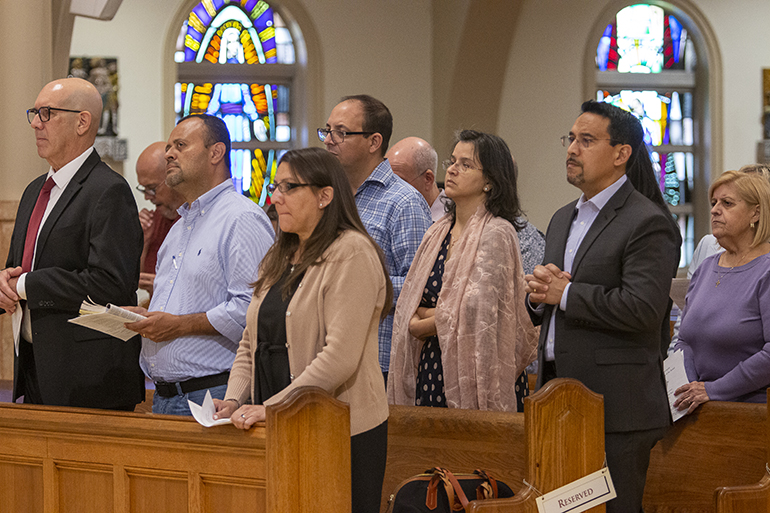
71, 0, 181, 211
500, 0, 770, 231
299, 0, 433, 146
697, 0, 770, 171
70, 0, 433, 211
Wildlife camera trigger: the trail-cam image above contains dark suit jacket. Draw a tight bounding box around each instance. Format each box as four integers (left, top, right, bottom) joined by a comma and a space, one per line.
530, 180, 680, 433
5, 150, 145, 409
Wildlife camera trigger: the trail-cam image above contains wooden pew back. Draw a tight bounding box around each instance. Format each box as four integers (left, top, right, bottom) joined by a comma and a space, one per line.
381, 378, 606, 513
0, 386, 350, 513
643, 399, 767, 513
713, 391, 770, 513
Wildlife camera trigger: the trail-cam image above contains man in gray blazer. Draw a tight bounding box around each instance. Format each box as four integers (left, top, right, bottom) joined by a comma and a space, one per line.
525, 101, 680, 513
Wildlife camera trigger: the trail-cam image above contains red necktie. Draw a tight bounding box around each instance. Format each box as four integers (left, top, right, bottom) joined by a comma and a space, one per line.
21, 177, 56, 273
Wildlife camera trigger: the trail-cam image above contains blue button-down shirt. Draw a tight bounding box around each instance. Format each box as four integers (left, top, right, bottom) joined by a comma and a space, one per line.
355, 159, 432, 372
140, 180, 274, 382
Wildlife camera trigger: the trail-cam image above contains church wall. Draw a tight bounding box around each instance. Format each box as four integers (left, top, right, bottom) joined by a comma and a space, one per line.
70, 0, 433, 213
499, 0, 770, 232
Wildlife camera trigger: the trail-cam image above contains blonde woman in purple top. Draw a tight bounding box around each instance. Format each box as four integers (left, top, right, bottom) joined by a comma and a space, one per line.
674, 170, 770, 414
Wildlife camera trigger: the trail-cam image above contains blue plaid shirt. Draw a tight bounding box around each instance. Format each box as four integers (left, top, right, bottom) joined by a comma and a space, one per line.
355, 160, 432, 372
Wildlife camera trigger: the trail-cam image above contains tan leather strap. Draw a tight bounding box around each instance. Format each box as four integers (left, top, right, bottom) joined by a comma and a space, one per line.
473, 469, 498, 499
443, 468, 470, 510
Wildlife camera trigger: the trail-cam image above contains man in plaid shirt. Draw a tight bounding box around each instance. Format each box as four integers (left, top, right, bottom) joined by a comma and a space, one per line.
320, 95, 432, 384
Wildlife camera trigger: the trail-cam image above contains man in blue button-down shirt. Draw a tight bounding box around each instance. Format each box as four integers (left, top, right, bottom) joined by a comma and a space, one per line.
320, 95, 432, 384
126, 114, 273, 415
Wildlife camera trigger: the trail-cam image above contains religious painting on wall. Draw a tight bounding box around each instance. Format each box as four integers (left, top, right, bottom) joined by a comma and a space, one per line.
69, 57, 119, 137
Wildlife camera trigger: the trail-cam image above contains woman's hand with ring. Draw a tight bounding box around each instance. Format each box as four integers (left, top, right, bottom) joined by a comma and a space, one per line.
230, 405, 267, 430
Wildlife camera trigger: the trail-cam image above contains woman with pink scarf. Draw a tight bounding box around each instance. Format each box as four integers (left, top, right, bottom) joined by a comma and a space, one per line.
388, 130, 539, 411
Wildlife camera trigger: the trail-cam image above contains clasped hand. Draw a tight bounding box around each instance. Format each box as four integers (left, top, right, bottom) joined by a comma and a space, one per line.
524, 264, 572, 305
0, 266, 23, 313
212, 399, 265, 429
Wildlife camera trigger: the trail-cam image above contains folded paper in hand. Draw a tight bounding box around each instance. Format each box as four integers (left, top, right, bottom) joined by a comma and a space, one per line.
67, 298, 146, 341
189, 390, 232, 427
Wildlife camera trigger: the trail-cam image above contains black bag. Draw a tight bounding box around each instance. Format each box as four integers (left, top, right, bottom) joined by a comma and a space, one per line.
386, 467, 514, 512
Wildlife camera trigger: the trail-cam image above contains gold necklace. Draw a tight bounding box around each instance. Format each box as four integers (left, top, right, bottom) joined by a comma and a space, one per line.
715, 250, 750, 287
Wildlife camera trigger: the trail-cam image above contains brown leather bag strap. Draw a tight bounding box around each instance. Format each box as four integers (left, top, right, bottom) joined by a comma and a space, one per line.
473, 469, 499, 500
444, 468, 470, 510
426, 472, 440, 510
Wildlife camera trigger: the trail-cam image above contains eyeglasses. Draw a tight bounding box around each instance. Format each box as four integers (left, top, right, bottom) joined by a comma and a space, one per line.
560, 135, 614, 149
267, 181, 319, 196
317, 128, 374, 144
136, 183, 161, 196
442, 159, 481, 173
27, 106, 83, 124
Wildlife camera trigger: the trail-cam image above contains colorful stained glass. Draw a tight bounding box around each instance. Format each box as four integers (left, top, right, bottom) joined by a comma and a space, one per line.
597, 90, 693, 147
175, 0, 296, 206
175, 0, 294, 65
596, 4, 693, 73
175, 81, 290, 204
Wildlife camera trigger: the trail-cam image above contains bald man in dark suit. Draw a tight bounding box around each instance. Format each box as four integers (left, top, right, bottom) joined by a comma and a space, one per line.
0, 78, 144, 410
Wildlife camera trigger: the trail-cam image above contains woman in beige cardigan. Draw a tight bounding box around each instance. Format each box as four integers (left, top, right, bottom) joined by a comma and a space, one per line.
388, 130, 539, 411
213, 147, 392, 513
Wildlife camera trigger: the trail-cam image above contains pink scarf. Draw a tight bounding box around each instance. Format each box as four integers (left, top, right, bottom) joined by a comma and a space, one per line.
388, 206, 539, 411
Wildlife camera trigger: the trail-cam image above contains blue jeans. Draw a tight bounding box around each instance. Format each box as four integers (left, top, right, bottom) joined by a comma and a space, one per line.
151, 384, 228, 416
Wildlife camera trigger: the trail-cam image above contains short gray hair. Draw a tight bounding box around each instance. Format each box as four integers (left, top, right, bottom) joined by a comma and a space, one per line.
411, 143, 438, 179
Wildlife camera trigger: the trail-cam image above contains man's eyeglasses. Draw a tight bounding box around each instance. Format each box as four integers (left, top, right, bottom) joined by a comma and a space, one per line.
136, 183, 161, 197
27, 106, 83, 124
317, 128, 374, 144
560, 135, 614, 149
267, 181, 319, 196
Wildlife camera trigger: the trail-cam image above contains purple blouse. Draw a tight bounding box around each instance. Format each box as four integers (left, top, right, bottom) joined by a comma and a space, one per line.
676, 251, 770, 403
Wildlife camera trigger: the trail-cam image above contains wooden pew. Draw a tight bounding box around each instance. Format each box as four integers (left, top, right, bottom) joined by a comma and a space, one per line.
643, 399, 766, 512
381, 381, 767, 513
714, 391, 770, 513
381, 378, 607, 512
0, 386, 350, 513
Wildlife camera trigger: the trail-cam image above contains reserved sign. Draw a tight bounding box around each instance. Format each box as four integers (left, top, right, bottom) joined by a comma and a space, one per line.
535, 467, 616, 513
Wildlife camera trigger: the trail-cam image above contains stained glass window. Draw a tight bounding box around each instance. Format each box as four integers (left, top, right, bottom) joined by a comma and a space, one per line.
595, 4, 701, 268
596, 4, 695, 73
175, 1, 294, 65
175, 0, 296, 205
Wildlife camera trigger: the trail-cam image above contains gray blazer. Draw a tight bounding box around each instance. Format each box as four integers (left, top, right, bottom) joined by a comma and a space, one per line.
529, 180, 679, 433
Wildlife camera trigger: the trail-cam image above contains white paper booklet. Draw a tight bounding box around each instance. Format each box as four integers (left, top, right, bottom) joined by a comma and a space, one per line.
67, 298, 146, 341
188, 390, 232, 427
664, 349, 690, 422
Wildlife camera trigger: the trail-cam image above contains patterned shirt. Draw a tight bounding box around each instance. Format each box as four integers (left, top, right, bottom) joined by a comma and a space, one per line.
140, 180, 274, 382
355, 159, 432, 372
516, 218, 545, 276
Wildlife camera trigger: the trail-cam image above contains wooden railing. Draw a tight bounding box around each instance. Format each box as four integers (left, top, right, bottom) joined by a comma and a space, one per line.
0, 386, 350, 513
714, 390, 770, 513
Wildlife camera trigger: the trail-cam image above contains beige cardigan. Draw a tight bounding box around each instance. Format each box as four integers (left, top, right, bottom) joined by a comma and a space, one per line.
224, 230, 389, 436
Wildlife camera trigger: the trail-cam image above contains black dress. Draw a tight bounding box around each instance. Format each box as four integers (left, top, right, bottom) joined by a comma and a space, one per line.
415, 231, 450, 407
253, 266, 302, 404
415, 230, 529, 411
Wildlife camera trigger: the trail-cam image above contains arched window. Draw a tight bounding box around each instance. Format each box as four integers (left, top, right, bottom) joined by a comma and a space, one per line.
174, 0, 299, 205
593, 3, 710, 267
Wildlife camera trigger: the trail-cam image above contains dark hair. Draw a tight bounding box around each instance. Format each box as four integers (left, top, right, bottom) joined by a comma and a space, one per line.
580, 100, 681, 243
178, 114, 231, 171
254, 147, 393, 319
580, 100, 669, 211
445, 130, 525, 230
340, 94, 392, 157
